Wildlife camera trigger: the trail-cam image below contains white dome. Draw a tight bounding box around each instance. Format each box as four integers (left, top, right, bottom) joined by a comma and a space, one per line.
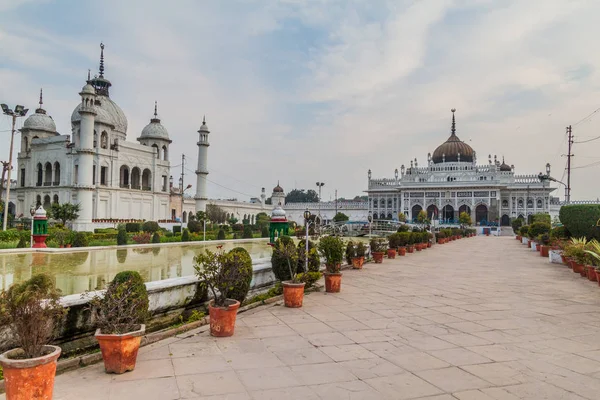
71, 95, 128, 134
81, 83, 95, 95
271, 205, 286, 218
140, 121, 170, 140
34, 206, 47, 218
23, 110, 57, 133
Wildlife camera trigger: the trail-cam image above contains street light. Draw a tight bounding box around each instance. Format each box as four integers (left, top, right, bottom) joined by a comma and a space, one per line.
368, 212, 372, 237
29, 205, 36, 248
315, 182, 324, 228
180, 183, 192, 231
2, 104, 29, 231
304, 209, 312, 273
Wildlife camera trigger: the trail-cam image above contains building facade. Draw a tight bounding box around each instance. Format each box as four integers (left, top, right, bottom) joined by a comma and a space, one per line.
367, 110, 555, 226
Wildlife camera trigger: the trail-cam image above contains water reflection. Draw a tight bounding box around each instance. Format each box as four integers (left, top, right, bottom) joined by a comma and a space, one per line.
0, 240, 274, 296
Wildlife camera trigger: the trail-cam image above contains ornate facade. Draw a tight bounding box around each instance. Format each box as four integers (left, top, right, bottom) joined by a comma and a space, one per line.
367, 110, 555, 226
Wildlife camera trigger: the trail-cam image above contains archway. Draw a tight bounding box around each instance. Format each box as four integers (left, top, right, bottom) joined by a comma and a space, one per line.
36, 195, 41, 207
501, 214, 510, 226
458, 205, 471, 217
131, 167, 141, 189
411, 204, 423, 222
441, 205, 454, 222
44, 162, 52, 185
426, 204, 438, 221
476, 204, 488, 224
43, 195, 51, 210
162, 145, 168, 161
120, 165, 130, 187
53, 162, 60, 185
142, 169, 151, 190
387, 213, 392, 220
53, 194, 59, 204
183, 211, 187, 223
152, 144, 160, 159
36, 163, 42, 186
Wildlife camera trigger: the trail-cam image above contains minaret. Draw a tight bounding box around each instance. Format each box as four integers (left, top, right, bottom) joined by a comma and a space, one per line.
195, 116, 210, 213
260, 187, 266, 208
73, 71, 97, 231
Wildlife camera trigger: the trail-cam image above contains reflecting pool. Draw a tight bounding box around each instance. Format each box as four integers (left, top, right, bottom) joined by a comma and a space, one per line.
0, 240, 275, 296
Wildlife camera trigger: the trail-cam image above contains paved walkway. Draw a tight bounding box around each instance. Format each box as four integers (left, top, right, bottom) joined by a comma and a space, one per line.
10, 236, 600, 399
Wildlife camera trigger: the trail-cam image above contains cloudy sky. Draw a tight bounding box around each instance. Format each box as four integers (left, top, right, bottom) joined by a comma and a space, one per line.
1, 0, 599, 201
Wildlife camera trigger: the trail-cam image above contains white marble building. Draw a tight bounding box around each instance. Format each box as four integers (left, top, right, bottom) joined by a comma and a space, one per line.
367, 110, 556, 226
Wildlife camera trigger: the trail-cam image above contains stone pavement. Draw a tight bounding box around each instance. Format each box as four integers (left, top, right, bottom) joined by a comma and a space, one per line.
9, 236, 600, 399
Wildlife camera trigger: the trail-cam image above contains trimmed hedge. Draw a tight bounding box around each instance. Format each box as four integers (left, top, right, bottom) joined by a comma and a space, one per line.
559, 204, 600, 240
125, 222, 141, 233
532, 214, 551, 224
528, 222, 551, 239
142, 221, 160, 233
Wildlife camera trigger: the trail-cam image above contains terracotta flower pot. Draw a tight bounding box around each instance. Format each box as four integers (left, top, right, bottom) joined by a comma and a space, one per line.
540, 245, 549, 257
561, 254, 567, 265
397, 247, 406, 256
0, 345, 61, 400
387, 249, 397, 259
351, 256, 365, 269
527, 241, 531, 248
407, 246, 414, 253
427, 242, 432, 248
324, 272, 342, 293
95, 325, 145, 374
283, 281, 306, 308
516, 235, 521, 240
596, 270, 600, 286
586, 266, 597, 282
372, 252, 385, 263
208, 299, 240, 337
416, 244, 422, 251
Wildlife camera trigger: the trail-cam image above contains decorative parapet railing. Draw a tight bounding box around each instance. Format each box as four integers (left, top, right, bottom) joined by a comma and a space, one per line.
285, 202, 368, 210
513, 175, 541, 183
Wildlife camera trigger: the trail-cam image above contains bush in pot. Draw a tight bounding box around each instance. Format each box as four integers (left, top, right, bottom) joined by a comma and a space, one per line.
273, 239, 306, 307
318, 236, 346, 293
271, 236, 298, 281
585, 240, 600, 284
345, 240, 356, 266
91, 271, 149, 374
0, 274, 66, 399
369, 237, 387, 263
227, 248, 253, 304
194, 249, 246, 336
297, 239, 320, 273
395, 232, 408, 255
386, 233, 398, 259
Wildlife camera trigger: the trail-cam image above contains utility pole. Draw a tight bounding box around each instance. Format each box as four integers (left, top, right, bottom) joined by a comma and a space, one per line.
566, 125, 573, 204
180, 154, 185, 231
0, 161, 9, 201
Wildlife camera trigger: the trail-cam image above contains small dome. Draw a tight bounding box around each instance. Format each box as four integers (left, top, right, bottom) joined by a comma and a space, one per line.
139, 103, 171, 141
23, 110, 57, 133
273, 183, 284, 193
81, 83, 95, 95
34, 206, 47, 218
432, 109, 474, 164
199, 116, 209, 133
271, 205, 287, 221
499, 159, 512, 172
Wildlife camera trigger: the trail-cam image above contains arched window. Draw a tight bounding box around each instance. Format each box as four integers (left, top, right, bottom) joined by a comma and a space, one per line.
387, 199, 392, 207
387, 213, 392, 220
379, 212, 385, 219
53, 162, 60, 185
152, 144, 160, 159
527, 199, 533, 208
24, 136, 29, 152
183, 211, 187, 223
120, 165, 130, 188
131, 167, 141, 189
518, 199, 523, 208
100, 131, 108, 149
373, 199, 378, 208
142, 169, 151, 190
36, 163, 42, 186
53, 194, 59, 204
93, 131, 97, 148
44, 162, 52, 185
36, 195, 41, 207
43, 195, 51, 210
502, 199, 508, 208
162, 145, 168, 161
537, 199, 543, 208
380, 199, 385, 207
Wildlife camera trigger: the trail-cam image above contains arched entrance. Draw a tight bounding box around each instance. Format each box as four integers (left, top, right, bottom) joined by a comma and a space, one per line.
476, 204, 488, 224
426, 204, 438, 221
458, 205, 471, 217
501, 214, 510, 226
441, 205, 454, 222
411, 205, 423, 222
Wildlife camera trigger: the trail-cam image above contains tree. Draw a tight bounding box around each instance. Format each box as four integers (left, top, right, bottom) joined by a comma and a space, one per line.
228, 216, 239, 225
353, 195, 368, 201
459, 212, 472, 226
255, 212, 270, 229
242, 225, 253, 239
195, 211, 207, 222
417, 210, 429, 225
398, 212, 406, 222
49, 203, 80, 226
206, 204, 227, 224
285, 189, 319, 203
333, 212, 349, 222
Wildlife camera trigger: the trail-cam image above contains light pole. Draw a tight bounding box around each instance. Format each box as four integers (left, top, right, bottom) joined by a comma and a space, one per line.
304, 208, 312, 273
1, 104, 28, 231
29, 205, 35, 248
316, 182, 324, 227
368, 212, 372, 237
539, 163, 568, 203
179, 177, 192, 232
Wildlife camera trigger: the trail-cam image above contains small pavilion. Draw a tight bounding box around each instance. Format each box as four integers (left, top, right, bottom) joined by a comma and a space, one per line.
269, 205, 289, 244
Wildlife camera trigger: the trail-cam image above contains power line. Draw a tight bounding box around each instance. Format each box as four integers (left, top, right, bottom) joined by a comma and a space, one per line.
574, 134, 600, 144
573, 107, 600, 127
572, 160, 600, 170
183, 166, 257, 198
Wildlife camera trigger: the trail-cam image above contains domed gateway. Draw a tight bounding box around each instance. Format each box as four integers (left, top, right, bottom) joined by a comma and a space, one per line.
366, 108, 555, 229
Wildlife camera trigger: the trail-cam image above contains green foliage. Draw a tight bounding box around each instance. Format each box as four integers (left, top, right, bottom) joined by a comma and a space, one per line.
126, 222, 141, 233
91, 271, 149, 335
217, 229, 226, 240
49, 202, 80, 225
285, 189, 319, 203
242, 224, 253, 239
244, 284, 283, 306
187, 220, 202, 233
318, 236, 346, 272
532, 213, 551, 225
417, 210, 429, 225
72, 232, 89, 248
397, 224, 409, 232
226, 248, 253, 304
345, 240, 356, 264
271, 236, 298, 281
297, 239, 320, 272
398, 213, 406, 222
181, 228, 190, 242
0, 274, 66, 358
388, 233, 401, 248
559, 205, 600, 240
117, 227, 128, 246
51, 229, 70, 246
16, 236, 28, 248
152, 232, 160, 243
142, 221, 160, 233
296, 271, 322, 289
459, 212, 472, 226
550, 225, 570, 240
261, 225, 269, 238
255, 212, 270, 229
528, 222, 551, 239
116, 249, 127, 263
0, 229, 22, 242
194, 249, 250, 307
173, 225, 182, 234
333, 212, 349, 222
356, 242, 367, 257
511, 218, 524, 232
206, 204, 228, 224
519, 225, 529, 237
370, 237, 388, 252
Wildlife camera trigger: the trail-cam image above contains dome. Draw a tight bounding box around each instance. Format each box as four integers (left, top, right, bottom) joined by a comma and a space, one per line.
71, 95, 128, 134
271, 205, 287, 221
81, 83, 95, 95
499, 158, 512, 172
431, 109, 474, 164
199, 117, 209, 133
23, 110, 57, 133
139, 103, 171, 142
273, 182, 284, 193
34, 206, 47, 218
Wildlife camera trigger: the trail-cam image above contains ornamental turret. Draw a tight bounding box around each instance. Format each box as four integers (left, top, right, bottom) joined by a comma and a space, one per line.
194, 116, 210, 213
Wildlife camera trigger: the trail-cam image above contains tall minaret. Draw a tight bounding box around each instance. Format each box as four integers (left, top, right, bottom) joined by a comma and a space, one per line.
195, 116, 210, 213
73, 72, 97, 231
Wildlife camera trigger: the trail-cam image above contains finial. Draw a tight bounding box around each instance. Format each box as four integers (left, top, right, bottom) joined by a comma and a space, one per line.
39, 88, 43, 107
203, 115, 206, 125
99, 42, 105, 78
87, 69, 91, 82
450, 108, 456, 136
154, 101, 158, 118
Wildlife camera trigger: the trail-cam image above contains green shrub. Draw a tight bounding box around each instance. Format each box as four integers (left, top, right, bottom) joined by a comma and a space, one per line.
345, 240, 356, 265
125, 222, 141, 233
0, 229, 21, 242
117, 227, 128, 246
519, 225, 529, 237
181, 228, 190, 242
226, 248, 253, 304
173, 225, 181, 234
370, 237, 388, 252
397, 224, 409, 232
559, 205, 600, 240
16, 236, 28, 248
296, 271, 322, 289
297, 239, 320, 272
532, 213, 551, 225
318, 236, 345, 272
152, 232, 160, 243
242, 225, 253, 239
387, 233, 400, 249
91, 271, 149, 334
550, 225, 570, 239
528, 222, 551, 239
271, 236, 298, 281
261, 225, 269, 238
72, 232, 89, 247
217, 229, 226, 240
511, 218, 524, 232
187, 220, 202, 233
142, 221, 160, 233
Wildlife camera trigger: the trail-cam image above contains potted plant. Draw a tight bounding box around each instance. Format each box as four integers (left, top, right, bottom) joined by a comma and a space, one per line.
585, 240, 600, 285
565, 238, 587, 274
354, 242, 367, 268
397, 232, 408, 255
407, 233, 416, 253
318, 236, 345, 293
91, 271, 149, 374
275, 239, 305, 307
386, 234, 397, 259
436, 231, 446, 244
194, 249, 244, 336
345, 240, 356, 266
519, 226, 530, 246
369, 237, 387, 263
0, 274, 66, 399
539, 234, 551, 257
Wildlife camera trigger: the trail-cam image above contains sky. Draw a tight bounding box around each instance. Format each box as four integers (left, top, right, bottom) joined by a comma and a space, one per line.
1, 0, 599, 202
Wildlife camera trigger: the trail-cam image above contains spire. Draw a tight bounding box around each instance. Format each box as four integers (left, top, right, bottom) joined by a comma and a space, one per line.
39, 88, 43, 108
36, 88, 46, 114
151, 101, 160, 123
203, 115, 206, 125
99, 42, 105, 78
87, 69, 91, 82
154, 101, 158, 117
450, 108, 456, 136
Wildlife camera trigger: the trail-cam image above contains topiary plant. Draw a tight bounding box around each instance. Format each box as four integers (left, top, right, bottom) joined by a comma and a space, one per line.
345, 240, 356, 265
242, 225, 253, 239
271, 236, 298, 281
261, 225, 269, 238
152, 232, 160, 243
225, 248, 253, 304
181, 228, 190, 242
16, 236, 28, 248
528, 222, 551, 239
217, 229, 226, 240
0, 274, 66, 358
72, 232, 89, 247
91, 271, 149, 334
318, 236, 345, 273
141, 221, 160, 233
117, 227, 128, 246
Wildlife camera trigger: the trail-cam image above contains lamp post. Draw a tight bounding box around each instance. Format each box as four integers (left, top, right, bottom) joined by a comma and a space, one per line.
538, 163, 568, 204
304, 208, 311, 273
29, 205, 35, 248
368, 212, 372, 237
1, 104, 28, 231
316, 182, 324, 227
180, 183, 192, 232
